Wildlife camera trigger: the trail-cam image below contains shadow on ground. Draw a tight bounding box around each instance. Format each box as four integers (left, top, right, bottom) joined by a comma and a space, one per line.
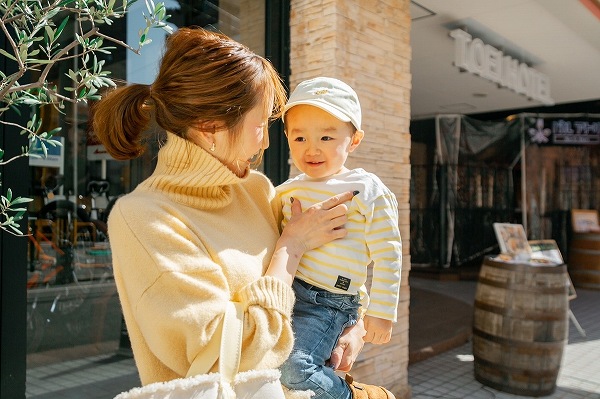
408, 287, 473, 364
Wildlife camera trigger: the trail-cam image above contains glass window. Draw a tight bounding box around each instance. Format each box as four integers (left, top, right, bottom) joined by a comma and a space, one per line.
26, 2, 266, 397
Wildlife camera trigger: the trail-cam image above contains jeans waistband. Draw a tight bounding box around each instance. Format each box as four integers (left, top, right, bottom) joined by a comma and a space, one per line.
295, 278, 318, 290
295, 278, 358, 298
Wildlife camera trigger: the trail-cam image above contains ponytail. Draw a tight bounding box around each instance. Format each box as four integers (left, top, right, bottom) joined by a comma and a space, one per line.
92, 27, 287, 161
92, 84, 152, 160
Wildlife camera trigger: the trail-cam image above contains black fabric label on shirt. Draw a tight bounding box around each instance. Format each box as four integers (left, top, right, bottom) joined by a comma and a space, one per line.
334, 276, 351, 291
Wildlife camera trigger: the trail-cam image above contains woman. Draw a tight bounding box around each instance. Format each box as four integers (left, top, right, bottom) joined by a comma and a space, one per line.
92, 27, 365, 397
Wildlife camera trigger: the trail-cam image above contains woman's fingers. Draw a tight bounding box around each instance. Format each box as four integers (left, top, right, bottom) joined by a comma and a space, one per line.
283, 190, 357, 253
329, 318, 366, 371
290, 192, 353, 228
307, 190, 356, 230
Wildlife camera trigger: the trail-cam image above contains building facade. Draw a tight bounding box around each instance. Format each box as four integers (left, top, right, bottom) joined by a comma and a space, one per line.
0, 1, 413, 397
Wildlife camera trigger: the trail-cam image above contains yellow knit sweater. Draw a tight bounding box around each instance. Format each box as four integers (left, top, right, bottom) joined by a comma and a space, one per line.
108, 132, 295, 385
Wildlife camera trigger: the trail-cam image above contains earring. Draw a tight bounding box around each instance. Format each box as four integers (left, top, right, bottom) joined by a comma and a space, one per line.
210, 142, 216, 152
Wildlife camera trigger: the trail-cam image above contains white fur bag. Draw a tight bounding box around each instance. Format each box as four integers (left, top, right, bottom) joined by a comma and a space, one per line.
114, 302, 286, 399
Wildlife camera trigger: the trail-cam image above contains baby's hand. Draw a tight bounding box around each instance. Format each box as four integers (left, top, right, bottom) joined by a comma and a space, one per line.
363, 315, 392, 344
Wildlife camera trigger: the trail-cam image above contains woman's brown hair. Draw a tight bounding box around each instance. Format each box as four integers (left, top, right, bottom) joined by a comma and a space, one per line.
92, 27, 287, 160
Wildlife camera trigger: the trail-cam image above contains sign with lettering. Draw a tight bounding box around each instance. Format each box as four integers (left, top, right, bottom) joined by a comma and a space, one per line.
450, 29, 553, 105
526, 117, 600, 145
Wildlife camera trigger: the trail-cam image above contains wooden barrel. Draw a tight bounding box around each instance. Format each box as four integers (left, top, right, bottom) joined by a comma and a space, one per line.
472, 257, 568, 397
568, 232, 600, 290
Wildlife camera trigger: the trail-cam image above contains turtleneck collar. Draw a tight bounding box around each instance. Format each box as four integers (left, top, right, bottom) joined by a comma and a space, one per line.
138, 132, 249, 210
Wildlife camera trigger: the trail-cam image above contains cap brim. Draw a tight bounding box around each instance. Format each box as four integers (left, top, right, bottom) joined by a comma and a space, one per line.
282, 100, 352, 123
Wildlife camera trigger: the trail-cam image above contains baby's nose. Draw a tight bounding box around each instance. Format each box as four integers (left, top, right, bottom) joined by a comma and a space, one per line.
306, 142, 320, 155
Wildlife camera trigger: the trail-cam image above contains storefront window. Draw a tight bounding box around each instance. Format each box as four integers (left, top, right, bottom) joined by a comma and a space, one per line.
25, 1, 267, 396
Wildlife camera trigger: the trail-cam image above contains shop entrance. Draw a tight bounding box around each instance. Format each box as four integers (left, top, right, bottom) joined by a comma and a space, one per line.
410, 113, 600, 270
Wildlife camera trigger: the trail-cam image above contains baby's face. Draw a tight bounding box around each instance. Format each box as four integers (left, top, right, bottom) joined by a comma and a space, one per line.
285, 105, 360, 179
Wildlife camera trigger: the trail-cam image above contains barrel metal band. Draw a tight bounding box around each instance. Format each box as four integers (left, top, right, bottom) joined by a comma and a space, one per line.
474, 299, 567, 321
473, 326, 566, 347
477, 276, 567, 294
474, 355, 560, 378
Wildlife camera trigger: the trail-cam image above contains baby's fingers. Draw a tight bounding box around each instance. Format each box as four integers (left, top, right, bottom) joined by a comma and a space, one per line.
319, 190, 358, 211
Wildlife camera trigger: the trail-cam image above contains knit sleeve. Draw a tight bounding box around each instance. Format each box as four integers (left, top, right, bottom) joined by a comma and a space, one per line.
271, 182, 285, 234
364, 188, 402, 322
236, 276, 296, 370
108, 195, 294, 380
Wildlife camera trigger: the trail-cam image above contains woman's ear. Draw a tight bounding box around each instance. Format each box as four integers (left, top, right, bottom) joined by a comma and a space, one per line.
188, 121, 217, 148
349, 129, 364, 152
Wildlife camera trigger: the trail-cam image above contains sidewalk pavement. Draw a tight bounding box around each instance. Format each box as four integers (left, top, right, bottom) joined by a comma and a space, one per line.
408, 277, 600, 399
26, 276, 600, 399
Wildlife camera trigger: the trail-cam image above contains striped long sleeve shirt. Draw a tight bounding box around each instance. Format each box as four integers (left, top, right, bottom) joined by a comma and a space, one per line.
276, 168, 402, 321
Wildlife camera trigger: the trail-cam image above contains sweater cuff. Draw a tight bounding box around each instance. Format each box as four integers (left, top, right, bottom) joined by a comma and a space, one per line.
238, 276, 295, 317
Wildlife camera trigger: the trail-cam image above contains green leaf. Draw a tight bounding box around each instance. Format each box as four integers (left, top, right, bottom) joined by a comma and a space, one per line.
21, 98, 41, 105
45, 7, 61, 21
11, 197, 33, 205
19, 46, 28, 61
0, 48, 17, 61
56, 16, 70, 40
28, 59, 54, 64
145, 0, 155, 14
156, 4, 165, 20
48, 127, 62, 136
9, 224, 23, 235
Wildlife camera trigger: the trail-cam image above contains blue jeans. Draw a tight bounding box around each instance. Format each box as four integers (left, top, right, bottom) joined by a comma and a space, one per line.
280, 279, 360, 399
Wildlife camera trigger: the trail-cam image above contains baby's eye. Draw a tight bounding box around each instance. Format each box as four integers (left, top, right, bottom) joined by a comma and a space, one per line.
293, 137, 306, 142
321, 136, 334, 141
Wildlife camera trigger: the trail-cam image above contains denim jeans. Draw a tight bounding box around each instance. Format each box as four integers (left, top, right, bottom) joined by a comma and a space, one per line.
280, 278, 361, 399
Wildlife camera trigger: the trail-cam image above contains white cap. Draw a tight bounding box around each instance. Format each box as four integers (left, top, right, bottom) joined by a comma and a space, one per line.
283, 77, 362, 130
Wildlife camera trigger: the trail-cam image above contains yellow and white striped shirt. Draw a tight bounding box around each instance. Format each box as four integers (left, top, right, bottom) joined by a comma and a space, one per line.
276, 168, 402, 322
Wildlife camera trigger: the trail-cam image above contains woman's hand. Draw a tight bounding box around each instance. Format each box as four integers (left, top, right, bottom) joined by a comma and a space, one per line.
328, 318, 366, 372
265, 191, 356, 285
283, 191, 356, 254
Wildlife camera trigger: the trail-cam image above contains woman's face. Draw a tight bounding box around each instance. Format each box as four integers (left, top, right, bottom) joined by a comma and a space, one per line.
236, 102, 271, 162
211, 102, 271, 177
